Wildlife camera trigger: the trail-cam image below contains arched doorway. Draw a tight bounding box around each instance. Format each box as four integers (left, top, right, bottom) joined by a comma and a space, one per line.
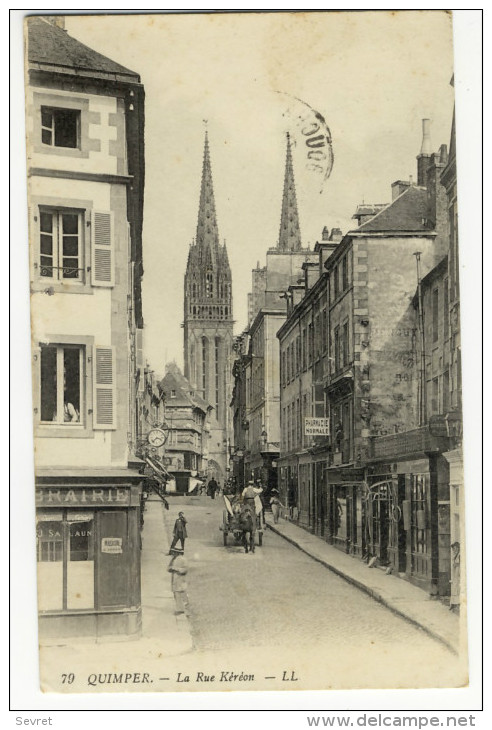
206, 459, 223, 484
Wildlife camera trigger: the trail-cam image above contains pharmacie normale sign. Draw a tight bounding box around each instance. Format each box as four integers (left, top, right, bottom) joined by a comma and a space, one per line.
304, 418, 330, 436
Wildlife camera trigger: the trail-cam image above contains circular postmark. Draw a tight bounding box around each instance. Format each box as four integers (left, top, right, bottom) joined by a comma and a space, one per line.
276, 91, 334, 193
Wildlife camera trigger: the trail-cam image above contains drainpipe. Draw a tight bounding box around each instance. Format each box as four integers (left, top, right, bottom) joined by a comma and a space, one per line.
414, 252, 426, 425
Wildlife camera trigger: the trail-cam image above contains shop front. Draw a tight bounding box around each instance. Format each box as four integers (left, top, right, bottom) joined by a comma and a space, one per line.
325, 467, 365, 555
443, 447, 464, 610
312, 449, 330, 538
367, 452, 451, 595
298, 454, 311, 531
278, 459, 299, 522
36, 469, 143, 639
364, 469, 407, 572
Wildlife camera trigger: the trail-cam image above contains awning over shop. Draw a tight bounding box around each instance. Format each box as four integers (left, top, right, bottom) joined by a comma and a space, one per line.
144, 455, 172, 482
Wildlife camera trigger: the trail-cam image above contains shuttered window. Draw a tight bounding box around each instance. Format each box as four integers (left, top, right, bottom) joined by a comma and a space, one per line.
91, 211, 114, 287
93, 346, 116, 429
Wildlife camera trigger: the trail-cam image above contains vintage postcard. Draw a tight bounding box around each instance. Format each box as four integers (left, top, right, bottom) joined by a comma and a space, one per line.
23, 10, 471, 697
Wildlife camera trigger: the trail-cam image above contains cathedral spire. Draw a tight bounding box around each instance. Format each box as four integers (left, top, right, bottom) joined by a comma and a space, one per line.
196, 131, 220, 259
278, 132, 302, 251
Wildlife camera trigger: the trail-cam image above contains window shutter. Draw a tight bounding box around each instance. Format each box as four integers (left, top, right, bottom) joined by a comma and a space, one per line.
93, 346, 116, 429
29, 207, 43, 281
91, 211, 114, 287
32, 346, 41, 424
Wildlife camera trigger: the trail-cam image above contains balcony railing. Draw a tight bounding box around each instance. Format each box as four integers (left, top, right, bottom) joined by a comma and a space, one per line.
37, 263, 84, 279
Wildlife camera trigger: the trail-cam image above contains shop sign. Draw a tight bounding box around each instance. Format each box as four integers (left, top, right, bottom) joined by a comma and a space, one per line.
36, 487, 130, 506
305, 418, 330, 436
101, 537, 123, 554
340, 469, 364, 482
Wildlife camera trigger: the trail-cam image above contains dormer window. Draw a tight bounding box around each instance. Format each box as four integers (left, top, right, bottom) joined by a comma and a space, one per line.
170, 390, 176, 398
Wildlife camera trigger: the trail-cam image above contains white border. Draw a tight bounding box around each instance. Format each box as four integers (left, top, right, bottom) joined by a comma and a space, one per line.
8, 6, 484, 722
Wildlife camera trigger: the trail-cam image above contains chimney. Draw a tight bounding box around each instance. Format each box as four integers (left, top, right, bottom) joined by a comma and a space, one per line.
44, 15, 66, 30
391, 180, 411, 200
424, 145, 449, 257
420, 119, 432, 154
316, 227, 342, 269
417, 118, 433, 186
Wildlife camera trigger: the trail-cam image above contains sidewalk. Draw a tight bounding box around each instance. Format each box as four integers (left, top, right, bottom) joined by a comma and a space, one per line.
39, 497, 193, 660
139, 496, 194, 654
265, 514, 464, 656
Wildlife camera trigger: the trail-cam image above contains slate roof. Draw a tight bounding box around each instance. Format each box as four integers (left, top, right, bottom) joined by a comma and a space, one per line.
357, 186, 429, 233
159, 368, 211, 413
352, 203, 387, 219
27, 16, 140, 81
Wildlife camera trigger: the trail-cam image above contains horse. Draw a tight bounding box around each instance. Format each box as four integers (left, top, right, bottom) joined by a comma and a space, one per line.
236, 505, 256, 554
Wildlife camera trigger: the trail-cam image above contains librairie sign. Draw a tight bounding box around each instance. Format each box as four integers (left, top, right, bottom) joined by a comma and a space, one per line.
304, 418, 330, 436
36, 487, 130, 506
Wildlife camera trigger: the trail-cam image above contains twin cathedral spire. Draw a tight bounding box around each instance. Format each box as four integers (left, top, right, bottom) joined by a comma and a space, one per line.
184, 130, 301, 325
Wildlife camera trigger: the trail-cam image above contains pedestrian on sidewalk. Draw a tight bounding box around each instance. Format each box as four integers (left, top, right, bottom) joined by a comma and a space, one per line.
269, 490, 285, 524
449, 541, 460, 612
167, 548, 189, 615
169, 511, 187, 552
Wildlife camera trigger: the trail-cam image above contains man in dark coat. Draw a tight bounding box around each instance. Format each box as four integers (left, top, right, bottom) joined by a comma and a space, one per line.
208, 477, 218, 499
169, 511, 187, 552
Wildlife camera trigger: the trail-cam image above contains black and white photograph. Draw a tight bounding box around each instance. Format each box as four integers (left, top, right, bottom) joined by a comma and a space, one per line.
12, 8, 483, 712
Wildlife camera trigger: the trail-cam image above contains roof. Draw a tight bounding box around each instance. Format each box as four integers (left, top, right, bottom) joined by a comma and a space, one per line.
27, 16, 140, 81
352, 203, 387, 219
159, 367, 211, 413
357, 186, 429, 233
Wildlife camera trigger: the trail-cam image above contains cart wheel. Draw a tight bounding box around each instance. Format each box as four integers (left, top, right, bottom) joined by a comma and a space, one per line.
258, 531, 263, 547
223, 531, 227, 546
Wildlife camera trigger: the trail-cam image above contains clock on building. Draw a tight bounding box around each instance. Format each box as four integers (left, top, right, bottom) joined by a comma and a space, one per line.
147, 428, 167, 448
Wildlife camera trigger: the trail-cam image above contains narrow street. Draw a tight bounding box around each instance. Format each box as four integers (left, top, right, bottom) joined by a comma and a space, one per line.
161, 495, 465, 689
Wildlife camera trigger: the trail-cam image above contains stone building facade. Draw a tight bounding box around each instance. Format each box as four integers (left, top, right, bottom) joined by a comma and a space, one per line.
233, 134, 316, 496
27, 17, 145, 637
276, 115, 463, 601
158, 363, 212, 493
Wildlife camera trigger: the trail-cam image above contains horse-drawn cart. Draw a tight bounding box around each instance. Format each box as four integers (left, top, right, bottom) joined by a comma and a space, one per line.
220, 495, 264, 551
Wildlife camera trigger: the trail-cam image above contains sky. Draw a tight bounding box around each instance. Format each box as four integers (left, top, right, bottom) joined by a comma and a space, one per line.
62, 10, 456, 376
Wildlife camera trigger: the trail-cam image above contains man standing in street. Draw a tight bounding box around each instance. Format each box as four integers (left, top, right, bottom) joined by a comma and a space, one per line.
169, 511, 187, 552
242, 480, 263, 517
208, 477, 218, 499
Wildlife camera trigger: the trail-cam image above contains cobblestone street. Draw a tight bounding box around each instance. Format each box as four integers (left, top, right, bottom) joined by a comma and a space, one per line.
163, 496, 465, 689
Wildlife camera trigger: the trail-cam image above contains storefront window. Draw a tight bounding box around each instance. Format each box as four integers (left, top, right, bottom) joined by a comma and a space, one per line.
67, 514, 94, 609
336, 488, 347, 540
36, 511, 94, 611
411, 474, 428, 555
37, 514, 63, 611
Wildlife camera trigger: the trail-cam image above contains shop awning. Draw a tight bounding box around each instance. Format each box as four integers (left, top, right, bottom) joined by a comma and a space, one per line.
144, 455, 172, 482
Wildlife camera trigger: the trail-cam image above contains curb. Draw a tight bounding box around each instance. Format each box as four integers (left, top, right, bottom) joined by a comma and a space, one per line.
266, 522, 458, 655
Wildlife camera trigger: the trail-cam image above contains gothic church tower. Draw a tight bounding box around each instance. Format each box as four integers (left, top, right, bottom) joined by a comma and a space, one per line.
184, 132, 233, 481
